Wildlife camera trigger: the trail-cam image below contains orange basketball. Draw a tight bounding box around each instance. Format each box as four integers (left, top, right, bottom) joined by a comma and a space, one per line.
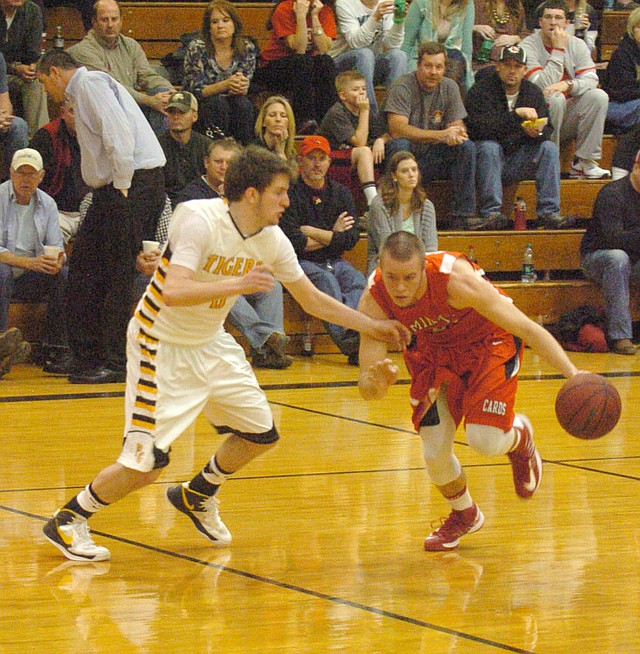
555, 373, 621, 440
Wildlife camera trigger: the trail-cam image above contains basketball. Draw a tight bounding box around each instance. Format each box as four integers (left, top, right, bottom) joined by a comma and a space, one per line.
555, 373, 621, 440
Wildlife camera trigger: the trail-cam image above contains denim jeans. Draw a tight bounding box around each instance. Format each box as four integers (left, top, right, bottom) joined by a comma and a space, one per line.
333, 47, 407, 115
475, 140, 560, 218
386, 137, 477, 217
606, 99, 640, 132
300, 258, 365, 355
0, 116, 28, 169
581, 249, 640, 341
226, 283, 285, 352
0, 262, 68, 349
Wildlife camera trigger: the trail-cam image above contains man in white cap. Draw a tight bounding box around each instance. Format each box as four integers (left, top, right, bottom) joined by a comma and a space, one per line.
0, 147, 68, 376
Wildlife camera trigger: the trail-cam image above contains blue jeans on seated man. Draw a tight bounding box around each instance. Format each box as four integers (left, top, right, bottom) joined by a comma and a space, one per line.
299, 258, 366, 357
475, 140, 560, 219
606, 100, 640, 133
0, 262, 68, 351
0, 116, 28, 171
581, 249, 640, 342
333, 47, 407, 115
225, 282, 285, 352
386, 137, 477, 219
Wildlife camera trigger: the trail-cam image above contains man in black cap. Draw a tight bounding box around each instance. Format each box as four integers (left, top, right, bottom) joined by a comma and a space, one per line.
465, 45, 571, 229
158, 90, 212, 207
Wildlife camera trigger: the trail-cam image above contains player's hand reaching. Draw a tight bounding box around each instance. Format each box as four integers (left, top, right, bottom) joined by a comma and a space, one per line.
367, 358, 399, 387
239, 264, 276, 294
369, 319, 412, 350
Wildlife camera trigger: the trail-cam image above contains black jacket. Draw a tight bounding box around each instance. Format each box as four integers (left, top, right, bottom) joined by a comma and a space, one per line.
603, 33, 640, 104
464, 68, 553, 156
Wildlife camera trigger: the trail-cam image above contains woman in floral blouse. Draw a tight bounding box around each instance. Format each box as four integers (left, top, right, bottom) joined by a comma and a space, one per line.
183, 0, 257, 144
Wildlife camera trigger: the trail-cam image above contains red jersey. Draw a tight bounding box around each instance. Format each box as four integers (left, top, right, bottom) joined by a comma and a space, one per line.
260, 0, 338, 63
369, 252, 521, 431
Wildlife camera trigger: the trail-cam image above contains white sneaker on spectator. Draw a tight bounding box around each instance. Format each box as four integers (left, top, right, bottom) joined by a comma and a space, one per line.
570, 158, 611, 180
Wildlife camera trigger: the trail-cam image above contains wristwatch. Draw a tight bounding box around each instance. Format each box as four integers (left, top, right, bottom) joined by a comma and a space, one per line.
314, 28, 323, 35
566, 79, 574, 93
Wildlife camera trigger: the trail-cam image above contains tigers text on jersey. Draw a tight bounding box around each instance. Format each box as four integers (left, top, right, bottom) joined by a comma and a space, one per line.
134, 198, 304, 346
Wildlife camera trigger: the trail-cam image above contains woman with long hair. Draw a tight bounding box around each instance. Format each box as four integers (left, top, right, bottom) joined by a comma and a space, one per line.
254, 95, 298, 170
183, 0, 257, 144
402, 0, 475, 90
472, 0, 528, 74
366, 151, 438, 274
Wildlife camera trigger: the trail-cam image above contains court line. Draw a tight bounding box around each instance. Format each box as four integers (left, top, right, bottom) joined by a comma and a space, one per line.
2, 503, 536, 654
1, 368, 638, 404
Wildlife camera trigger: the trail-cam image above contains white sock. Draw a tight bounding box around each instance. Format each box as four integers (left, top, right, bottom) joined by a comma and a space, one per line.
363, 184, 377, 205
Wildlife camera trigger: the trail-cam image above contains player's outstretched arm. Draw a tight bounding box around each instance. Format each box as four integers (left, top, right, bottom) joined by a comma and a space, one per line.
357, 290, 400, 399
285, 275, 411, 349
446, 258, 580, 379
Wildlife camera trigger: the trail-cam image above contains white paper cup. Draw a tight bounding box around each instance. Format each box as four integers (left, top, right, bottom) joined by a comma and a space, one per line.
142, 240, 160, 254
43, 245, 63, 259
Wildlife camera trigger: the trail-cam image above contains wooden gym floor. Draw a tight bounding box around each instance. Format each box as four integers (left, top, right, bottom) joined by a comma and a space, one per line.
1, 348, 639, 653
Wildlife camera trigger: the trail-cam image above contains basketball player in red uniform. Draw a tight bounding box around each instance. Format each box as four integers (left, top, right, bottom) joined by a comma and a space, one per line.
358, 232, 580, 551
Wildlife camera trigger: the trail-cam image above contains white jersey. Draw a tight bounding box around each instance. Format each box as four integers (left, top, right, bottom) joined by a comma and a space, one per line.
133, 198, 304, 345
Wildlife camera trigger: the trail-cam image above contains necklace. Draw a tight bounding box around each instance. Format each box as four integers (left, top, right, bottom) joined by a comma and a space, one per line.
492, 5, 511, 25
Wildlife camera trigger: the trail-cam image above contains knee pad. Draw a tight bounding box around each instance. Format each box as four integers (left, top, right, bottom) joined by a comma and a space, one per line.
214, 424, 280, 445
466, 423, 514, 457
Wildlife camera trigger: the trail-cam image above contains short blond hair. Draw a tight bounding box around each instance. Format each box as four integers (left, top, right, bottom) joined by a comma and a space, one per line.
627, 6, 640, 37
335, 70, 365, 94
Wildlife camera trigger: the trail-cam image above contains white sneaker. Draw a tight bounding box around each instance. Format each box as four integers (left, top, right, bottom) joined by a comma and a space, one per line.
570, 158, 612, 180
43, 509, 111, 561
167, 483, 232, 546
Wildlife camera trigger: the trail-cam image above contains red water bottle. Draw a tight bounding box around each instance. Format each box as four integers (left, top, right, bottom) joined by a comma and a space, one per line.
514, 197, 527, 231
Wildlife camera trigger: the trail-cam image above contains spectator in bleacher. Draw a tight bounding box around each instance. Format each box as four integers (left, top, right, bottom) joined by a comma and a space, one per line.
36, 49, 166, 384
253, 0, 338, 132
182, 0, 257, 145
177, 138, 292, 369
280, 135, 365, 364
254, 95, 298, 171
402, 0, 475, 92
602, 7, 640, 134
534, 0, 598, 54
472, 0, 529, 75
0, 52, 28, 177
466, 45, 573, 228
520, 0, 610, 179
0, 148, 69, 372
319, 70, 389, 207
366, 151, 437, 274
580, 148, 640, 356
158, 90, 212, 207
611, 124, 640, 180
0, 0, 49, 136
383, 42, 484, 231
67, 0, 176, 135
30, 99, 89, 243
328, 0, 407, 116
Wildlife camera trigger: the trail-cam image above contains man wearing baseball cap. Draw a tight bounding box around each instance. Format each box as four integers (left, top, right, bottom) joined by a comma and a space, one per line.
158, 90, 213, 207
0, 148, 68, 377
280, 135, 365, 364
465, 45, 572, 229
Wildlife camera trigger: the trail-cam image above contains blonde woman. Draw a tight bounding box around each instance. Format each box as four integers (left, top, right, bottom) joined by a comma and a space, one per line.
254, 95, 298, 169
367, 151, 437, 274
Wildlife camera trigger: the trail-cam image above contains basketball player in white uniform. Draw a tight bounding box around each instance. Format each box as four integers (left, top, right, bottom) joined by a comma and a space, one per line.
43, 146, 410, 562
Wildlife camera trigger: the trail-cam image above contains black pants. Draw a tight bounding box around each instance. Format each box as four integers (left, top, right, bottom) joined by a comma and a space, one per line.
253, 54, 337, 125
197, 93, 256, 145
66, 167, 165, 370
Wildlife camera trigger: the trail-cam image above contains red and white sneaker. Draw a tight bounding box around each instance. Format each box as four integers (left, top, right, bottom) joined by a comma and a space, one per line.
423, 504, 485, 551
508, 414, 542, 499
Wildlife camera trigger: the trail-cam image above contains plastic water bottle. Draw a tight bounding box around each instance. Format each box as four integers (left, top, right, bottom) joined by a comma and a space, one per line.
521, 243, 536, 283
468, 244, 477, 264
302, 319, 314, 357
54, 25, 64, 49
514, 197, 527, 231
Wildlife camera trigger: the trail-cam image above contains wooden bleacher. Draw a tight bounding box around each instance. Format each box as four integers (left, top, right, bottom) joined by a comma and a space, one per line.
31, 3, 635, 356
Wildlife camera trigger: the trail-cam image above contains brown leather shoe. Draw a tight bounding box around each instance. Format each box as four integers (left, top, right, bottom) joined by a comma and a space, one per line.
611, 339, 637, 355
